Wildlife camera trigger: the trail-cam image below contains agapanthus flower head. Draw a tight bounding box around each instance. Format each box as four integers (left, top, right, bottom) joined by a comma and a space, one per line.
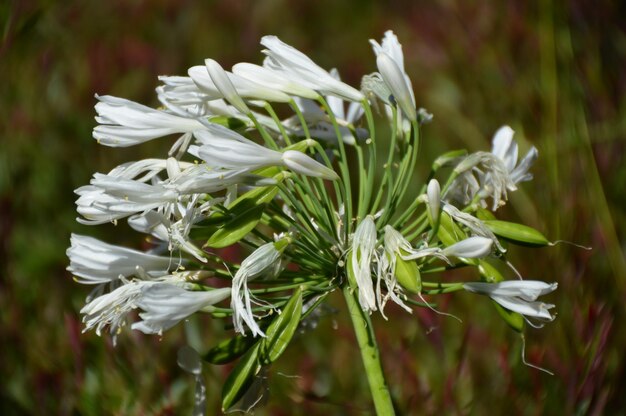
70, 29, 559, 413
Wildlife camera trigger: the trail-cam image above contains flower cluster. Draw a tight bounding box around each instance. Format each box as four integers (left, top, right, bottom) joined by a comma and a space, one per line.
68, 30, 557, 412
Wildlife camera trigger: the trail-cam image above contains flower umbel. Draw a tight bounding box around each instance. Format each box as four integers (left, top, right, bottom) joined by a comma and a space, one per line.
69, 30, 560, 414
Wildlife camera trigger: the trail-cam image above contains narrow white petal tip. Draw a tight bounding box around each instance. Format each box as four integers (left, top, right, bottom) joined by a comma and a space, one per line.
282, 150, 339, 180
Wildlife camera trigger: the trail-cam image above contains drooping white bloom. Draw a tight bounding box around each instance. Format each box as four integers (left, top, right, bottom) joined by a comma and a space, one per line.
351, 216, 378, 312
81, 280, 144, 343
261, 35, 365, 102
463, 280, 558, 321
443, 203, 505, 252
370, 31, 416, 122
67, 234, 173, 285
231, 241, 285, 336
192, 130, 338, 180
232, 62, 320, 100
490, 126, 538, 184
442, 236, 493, 258
93, 95, 206, 147
446, 126, 537, 210
132, 285, 231, 335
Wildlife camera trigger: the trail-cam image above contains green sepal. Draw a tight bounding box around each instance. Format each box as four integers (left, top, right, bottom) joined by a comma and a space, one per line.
483, 220, 550, 247
394, 254, 422, 294
203, 335, 257, 365
259, 287, 303, 364
205, 203, 266, 248
221, 342, 262, 411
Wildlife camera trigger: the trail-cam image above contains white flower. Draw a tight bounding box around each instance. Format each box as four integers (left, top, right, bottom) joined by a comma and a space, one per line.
192, 129, 338, 180
67, 234, 173, 285
190, 61, 292, 110
205, 59, 251, 114
231, 241, 286, 336
351, 216, 378, 312
261, 35, 365, 102
463, 280, 557, 321
132, 285, 231, 335
232, 62, 320, 99
426, 179, 441, 225
442, 203, 505, 252
93, 95, 206, 147
81, 280, 144, 343
446, 126, 538, 210
442, 236, 493, 258
370, 31, 416, 121
490, 125, 538, 184
375, 53, 416, 122
75, 174, 178, 225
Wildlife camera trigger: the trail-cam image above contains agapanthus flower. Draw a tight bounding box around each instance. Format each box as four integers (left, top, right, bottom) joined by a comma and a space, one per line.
463, 281, 557, 321
70, 30, 560, 413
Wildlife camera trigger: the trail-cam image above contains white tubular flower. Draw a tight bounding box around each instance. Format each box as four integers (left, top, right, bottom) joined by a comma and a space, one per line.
375, 52, 416, 122
351, 216, 378, 312
128, 210, 170, 241
232, 62, 320, 100
231, 241, 285, 337
132, 285, 231, 335
193, 130, 338, 180
426, 179, 441, 225
81, 280, 144, 343
490, 125, 538, 184
167, 165, 263, 195
463, 280, 558, 321
75, 174, 178, 225
261, 35, 365, 102
205, 59, 250, 114
282, 150, 339, 180
371, 31, 416, 121
93, 95, 206, 147
67, 234, 173, 285
442, 236, 493, 258
443, 203, 505, 253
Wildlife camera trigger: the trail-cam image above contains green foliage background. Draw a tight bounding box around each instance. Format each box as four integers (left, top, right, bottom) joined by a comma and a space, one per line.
2, 1, 625, 414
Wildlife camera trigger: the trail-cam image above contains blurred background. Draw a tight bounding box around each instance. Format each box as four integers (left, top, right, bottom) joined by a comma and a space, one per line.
2, 0, 625, 414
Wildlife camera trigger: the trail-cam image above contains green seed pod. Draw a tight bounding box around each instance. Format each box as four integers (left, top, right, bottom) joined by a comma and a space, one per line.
437, 212, 467, 246
483, 220, 550, 247
260, 287, 303, 364
394, 254, 422, 294
475, 207, 497, 221
203, 335, 257, 365
221, 342, 261, 411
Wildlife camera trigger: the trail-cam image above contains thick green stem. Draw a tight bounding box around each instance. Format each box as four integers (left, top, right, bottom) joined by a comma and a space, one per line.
343, 286, 395, 416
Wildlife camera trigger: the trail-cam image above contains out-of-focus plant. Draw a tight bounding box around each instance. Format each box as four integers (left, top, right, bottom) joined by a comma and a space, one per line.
67, 30, 560, 414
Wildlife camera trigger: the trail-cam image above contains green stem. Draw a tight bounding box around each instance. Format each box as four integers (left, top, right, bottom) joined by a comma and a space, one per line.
343, 286, 395, 416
